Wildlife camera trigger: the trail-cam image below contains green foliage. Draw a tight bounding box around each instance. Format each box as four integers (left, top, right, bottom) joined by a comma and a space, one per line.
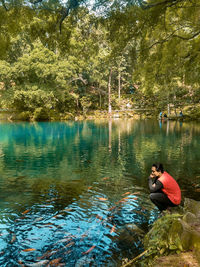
143, 214, 183, 265
11, 88, 56, 111
80, 96, 92, 115
183, 105, 200, 119
33, 107, 50, 121
0, 60, 12, 88
0, 0, 200, 116
63, 112, 75, 120
18, 111, 32, 121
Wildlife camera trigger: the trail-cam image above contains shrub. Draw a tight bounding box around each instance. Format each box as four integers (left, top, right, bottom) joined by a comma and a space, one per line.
32, 107, 50, 121
63, 112, 74, 120
18, 111, 32, 121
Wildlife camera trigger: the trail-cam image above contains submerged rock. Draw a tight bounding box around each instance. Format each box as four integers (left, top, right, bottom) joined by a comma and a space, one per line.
125, 223, 145, 236
75, 255, 94, 267
115, 223, 146, 249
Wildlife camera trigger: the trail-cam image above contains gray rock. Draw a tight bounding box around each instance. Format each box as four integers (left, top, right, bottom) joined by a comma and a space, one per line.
183, 212, 197, 224
75, 255, 94, 267
184, 198, 200, 218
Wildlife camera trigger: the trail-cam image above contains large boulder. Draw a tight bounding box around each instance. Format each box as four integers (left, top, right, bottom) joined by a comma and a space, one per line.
184, 198, 200, 218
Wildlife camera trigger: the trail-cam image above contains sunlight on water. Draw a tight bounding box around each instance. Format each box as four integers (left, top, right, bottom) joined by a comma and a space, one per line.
0, 119, 200, 266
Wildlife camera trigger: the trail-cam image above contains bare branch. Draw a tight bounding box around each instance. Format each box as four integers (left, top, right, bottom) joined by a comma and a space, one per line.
143, 28, 182, 51
1, 0, 8, 11
141, 0, 185, 9
173, 30, 200, 40
69, 75, 88, 85
59, 0, 80, 34
90, 86, 107, 95
30, 0, 43, 4
140, 28, 200, 53
59, 6, 70, 34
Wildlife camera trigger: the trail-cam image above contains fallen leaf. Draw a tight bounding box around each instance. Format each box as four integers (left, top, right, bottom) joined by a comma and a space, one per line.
110, 225, 116, 233
33, 217, 43, 223
98, 198, 108, 201
42, 223, 54, 226
40, 204, 52, 207
56, 238, 72, 244
82, 245, 96, 254
107, 206, 116, 211
46, 198, 58, 202
80, 234, 88, 242
122, 192, 130, 196
117, 197, 129, 203
25, 260, 49, 266
18, 260, 25, 267
131, 191, 141, 195
22, 248, 36, 252
15, 216, 27, 222
64, 250, 72, 255
22, 209, 31, 215
96, 215, 103, 222
62, 208, 72, 212
48, 258, 62, 266
134, 210, 143, 215
130, 197, 138, 200
65, 241, 75, 247
37, 250, 57, 260
102, 177, 109, 180
10, 234, 16, 244
53, 213, 63, 218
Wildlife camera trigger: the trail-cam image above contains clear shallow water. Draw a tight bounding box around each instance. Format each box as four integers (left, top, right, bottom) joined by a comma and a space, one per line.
0, 119, 200, 266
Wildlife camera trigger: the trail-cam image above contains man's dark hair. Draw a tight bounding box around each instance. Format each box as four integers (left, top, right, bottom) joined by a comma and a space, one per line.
152, 163, 164, 173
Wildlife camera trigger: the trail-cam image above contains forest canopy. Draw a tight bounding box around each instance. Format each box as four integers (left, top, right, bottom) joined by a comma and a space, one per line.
0, 0, 200, 119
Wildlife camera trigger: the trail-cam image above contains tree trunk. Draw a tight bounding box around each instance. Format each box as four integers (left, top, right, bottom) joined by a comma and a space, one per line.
99, 93, 101, 109
108, 119, 112, 152
108, 68, 112, 115
167, 103, 170, 115
118, 71, 121, 102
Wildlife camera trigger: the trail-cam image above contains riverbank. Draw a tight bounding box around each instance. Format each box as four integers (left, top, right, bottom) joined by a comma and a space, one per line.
124, 198, 200, 267
1, 104, 200, 122
0, 109, 151, 121
2, 109, 200, 122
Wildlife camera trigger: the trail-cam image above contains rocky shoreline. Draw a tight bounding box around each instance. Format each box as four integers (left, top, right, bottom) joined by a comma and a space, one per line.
124, 198, 200, 267
1, 106, 200, 122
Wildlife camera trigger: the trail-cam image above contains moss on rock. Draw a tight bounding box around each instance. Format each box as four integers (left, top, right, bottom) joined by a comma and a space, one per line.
140, 198, 200, 266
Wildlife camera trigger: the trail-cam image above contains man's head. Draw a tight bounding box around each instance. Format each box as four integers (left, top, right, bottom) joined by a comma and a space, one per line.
151, 163, 164, 178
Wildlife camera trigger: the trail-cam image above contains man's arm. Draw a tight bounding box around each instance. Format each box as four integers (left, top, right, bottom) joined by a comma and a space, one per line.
148, 177, 163, 193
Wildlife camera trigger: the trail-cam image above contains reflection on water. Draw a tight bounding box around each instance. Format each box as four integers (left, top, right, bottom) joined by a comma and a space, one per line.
0, 120, 200, 266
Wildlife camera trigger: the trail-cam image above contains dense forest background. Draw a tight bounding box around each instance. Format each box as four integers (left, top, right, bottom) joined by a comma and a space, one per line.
0, 0, 200, 120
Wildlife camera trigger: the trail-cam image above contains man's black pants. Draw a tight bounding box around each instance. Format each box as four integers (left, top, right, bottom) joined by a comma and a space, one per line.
150, 192, 177, 211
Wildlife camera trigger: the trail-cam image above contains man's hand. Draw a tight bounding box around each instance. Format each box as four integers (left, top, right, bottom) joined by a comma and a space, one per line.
150, 174, 154, 178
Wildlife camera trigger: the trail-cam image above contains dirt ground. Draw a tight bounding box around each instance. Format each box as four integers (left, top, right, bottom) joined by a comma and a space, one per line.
153, 251, 200, 267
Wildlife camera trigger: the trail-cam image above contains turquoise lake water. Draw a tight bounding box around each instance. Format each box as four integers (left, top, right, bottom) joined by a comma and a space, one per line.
0, 119, 200, 266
